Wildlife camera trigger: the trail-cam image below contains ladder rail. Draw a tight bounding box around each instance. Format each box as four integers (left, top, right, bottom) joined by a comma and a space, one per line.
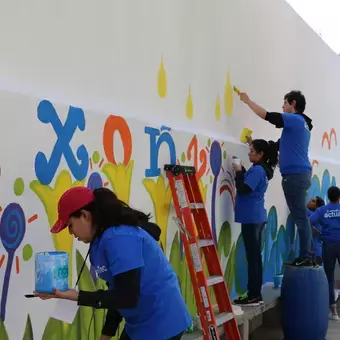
165, 164, 241, 340
187, 174, 240, 340
166, 170, 210, 338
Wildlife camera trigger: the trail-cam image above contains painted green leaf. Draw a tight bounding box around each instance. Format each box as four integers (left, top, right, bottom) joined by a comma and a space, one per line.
68, 310, 81, 340
224, 243, 236, 292
22, 314, 34, 340
0, 318, 9, 340
217, 221, 232, 258
169, 231, 181, 279
169, 232, 196, 316
41, 317, 64, 340
76, 250, 96, 339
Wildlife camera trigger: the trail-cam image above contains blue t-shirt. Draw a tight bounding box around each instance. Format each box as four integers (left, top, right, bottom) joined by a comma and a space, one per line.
280, 113, 311, 174
309, 204, 340, 243
90, 225, 191, 340
308, 209, 323, 257
234, 164, 268, 224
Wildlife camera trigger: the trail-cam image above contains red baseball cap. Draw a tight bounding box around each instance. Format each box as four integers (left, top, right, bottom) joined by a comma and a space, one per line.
51, 186, 95, 234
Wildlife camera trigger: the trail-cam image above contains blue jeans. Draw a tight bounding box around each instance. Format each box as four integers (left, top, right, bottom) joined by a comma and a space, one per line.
282, 172, 312, 260
323, 241, 340, 307
242, 223, 265, 297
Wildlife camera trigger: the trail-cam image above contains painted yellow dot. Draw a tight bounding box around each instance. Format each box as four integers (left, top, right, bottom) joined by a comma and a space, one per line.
157, 57, 167, 98
186, 87, 194, 120
224, 71, 234, 116
215, 95, 221, 121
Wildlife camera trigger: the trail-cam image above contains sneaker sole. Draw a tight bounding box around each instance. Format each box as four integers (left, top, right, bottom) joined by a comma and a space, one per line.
233, 301, 264, 307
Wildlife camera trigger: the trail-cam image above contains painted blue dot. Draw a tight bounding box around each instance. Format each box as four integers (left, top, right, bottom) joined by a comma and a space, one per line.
210, 141, 222, 177
87, 172, 103, 189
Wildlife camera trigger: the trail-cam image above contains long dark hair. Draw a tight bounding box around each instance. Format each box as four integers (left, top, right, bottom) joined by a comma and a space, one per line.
71, 188, 151, 235
251, 139, 279, 180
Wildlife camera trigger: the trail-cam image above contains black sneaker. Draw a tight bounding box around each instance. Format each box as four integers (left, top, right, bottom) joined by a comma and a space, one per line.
290, 258, 314, 267
233, 293, 263, 306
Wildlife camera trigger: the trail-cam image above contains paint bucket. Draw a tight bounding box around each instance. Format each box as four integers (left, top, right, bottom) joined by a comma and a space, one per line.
35, 251, 69, 293
232, 157, 241, 166
281, 264, 328, 340
273, 273, 283, 289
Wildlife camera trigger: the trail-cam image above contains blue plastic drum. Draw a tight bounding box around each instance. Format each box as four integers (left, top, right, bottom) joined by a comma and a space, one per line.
281, 264, 329, 340
35, 251, 69, 293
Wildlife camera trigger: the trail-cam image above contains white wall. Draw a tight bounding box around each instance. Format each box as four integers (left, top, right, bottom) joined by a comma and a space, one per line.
0, 0, 339, 339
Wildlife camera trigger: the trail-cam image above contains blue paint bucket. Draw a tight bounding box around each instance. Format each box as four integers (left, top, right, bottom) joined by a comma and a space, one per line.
35, 251, 69, 293
281, 265, 328, 340
273, 273, 283, 289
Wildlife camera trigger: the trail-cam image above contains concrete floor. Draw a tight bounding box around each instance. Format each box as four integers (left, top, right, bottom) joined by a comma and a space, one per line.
251, 301, 340, 340
251, 320, 340, 340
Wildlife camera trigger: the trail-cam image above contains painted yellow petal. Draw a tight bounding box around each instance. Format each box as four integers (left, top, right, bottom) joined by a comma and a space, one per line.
215, 96, 221, 121
158, 57, 167, 98
142, 175, 171, 251
186, 87, 194, 120
101, 160, 134, 204
198, 179, 208, 205
224, 71, 234, 116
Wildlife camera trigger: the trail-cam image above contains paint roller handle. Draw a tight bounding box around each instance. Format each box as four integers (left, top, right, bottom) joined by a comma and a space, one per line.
25, 294, 37, 298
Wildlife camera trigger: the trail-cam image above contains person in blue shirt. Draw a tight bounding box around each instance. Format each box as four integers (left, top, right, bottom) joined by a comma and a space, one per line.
309, 186, 340, 321
232, 139, 278, 306
34, 186, 192, 340
307, 196, 325, 265
239, 90, 314, 267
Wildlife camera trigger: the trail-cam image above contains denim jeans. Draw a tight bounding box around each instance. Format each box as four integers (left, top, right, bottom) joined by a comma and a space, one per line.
282, 172, 313, 259
323, 241, 340, 306
242, 223, 265, 297
120, 331, 184, 340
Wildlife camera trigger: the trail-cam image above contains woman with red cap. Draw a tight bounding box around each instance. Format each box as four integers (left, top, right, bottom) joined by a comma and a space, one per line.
34, 187, 191, 340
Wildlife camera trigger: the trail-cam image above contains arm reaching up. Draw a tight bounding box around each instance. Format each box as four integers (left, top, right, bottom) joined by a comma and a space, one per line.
240, 93, 267, 119
239, 92, 284, 128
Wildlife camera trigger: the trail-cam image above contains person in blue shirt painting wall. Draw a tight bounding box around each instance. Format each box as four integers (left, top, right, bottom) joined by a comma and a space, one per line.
239, 90, 314, 267
309, 186, 340, 321
307, 196, 325, 265
232, 139, 278, 306
34, 187, 192, 340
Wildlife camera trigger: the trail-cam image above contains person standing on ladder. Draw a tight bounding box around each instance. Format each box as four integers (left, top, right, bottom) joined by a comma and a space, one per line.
232, 139, 278, 306
239, 90, 314, 267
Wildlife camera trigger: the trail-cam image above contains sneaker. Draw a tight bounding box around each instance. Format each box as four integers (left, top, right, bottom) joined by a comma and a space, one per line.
290, 258, 314, 267
233, 293, 263, 306
329, 312, 339, 321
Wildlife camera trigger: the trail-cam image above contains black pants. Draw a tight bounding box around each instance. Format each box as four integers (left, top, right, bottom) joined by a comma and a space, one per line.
241, 223, 265, 298
323, 241, 340, 306
120, 330, 184, 340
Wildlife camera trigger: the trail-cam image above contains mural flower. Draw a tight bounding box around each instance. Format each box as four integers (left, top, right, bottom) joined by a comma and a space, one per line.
102, 160, 134, 204
143, 174, 172, 251
30, 170, 85, 283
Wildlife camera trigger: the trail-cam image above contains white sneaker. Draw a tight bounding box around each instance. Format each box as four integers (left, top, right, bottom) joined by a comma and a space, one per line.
329, 312, 340, 321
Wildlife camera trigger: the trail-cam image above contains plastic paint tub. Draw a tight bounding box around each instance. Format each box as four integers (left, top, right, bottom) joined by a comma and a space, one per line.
35, 251, 69, 293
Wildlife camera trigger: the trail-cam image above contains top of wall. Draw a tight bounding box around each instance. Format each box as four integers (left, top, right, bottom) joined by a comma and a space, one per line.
0, 0, 338, 158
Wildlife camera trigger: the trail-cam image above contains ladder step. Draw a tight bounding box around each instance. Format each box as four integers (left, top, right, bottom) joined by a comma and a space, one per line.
197, 239, 214, 248
215, 312, 234, 326
189, 203, 205, 209
207, 275, 224, 286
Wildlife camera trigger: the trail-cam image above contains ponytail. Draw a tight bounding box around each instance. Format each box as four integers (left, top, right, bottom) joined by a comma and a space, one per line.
251, 139, 279, 179
267, 141, 279, 169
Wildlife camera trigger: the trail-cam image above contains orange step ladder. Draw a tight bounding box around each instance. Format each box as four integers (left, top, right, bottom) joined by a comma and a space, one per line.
164, 164, 241, 340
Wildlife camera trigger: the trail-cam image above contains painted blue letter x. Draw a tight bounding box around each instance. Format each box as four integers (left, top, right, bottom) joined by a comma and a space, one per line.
34, 100, 89, 185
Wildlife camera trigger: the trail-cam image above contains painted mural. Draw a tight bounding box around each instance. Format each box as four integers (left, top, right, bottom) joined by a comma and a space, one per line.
0, 87, 336, 339
1, 1, 340, 337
